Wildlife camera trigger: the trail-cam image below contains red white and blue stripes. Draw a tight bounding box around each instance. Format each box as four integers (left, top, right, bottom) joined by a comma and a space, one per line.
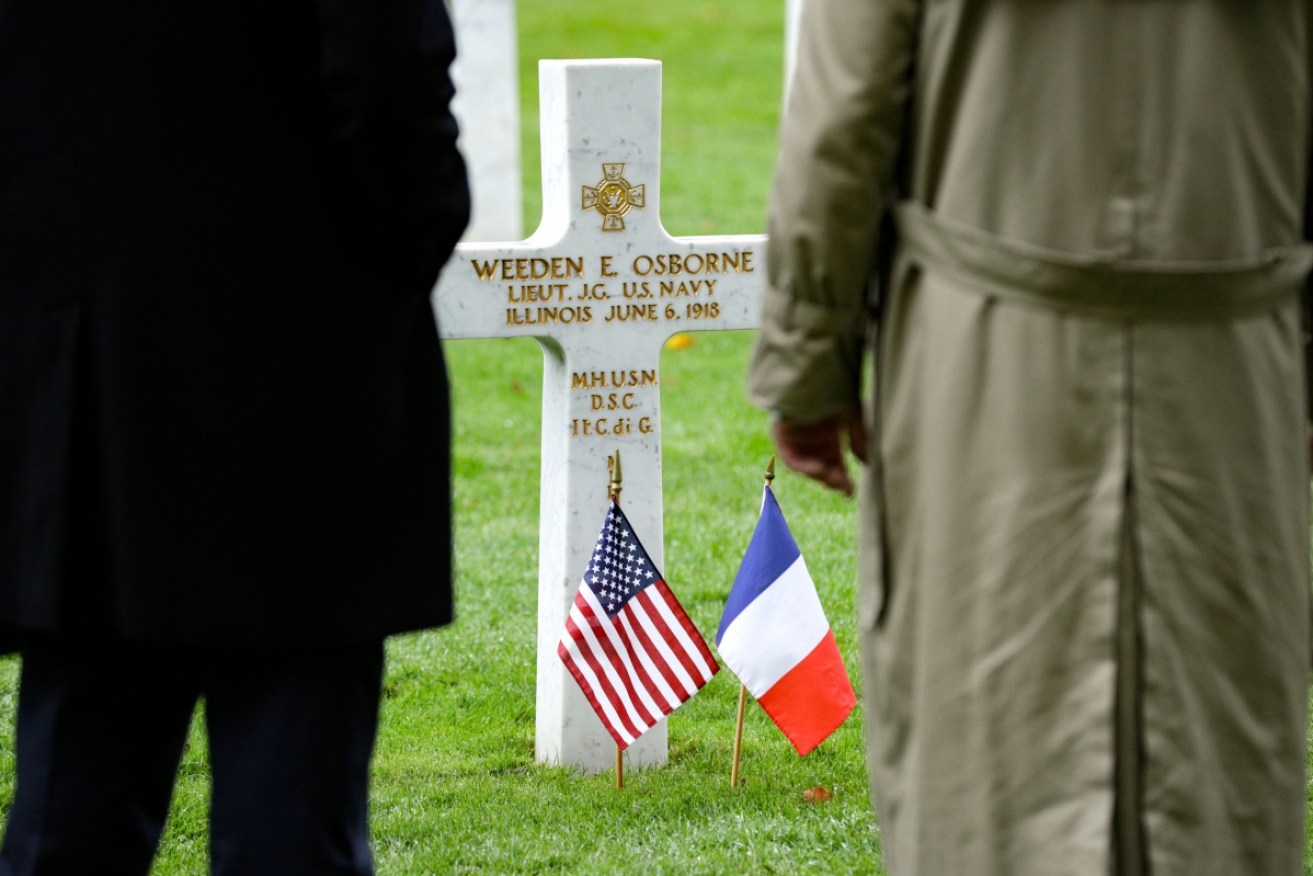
716, 486, 855, 755
558, 500, 718, 749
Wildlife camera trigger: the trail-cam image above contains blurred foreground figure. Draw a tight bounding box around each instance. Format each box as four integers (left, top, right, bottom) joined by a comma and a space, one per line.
0, 1, 468, 873
751, 2, 1312, 873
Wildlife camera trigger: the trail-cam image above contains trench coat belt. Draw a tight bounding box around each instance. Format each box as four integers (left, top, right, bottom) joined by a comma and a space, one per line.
893, 201, 1313, 320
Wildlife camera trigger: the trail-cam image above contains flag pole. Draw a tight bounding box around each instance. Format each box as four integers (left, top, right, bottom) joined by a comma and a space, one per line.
731, 456, 776, 788
730, 683, 748, 788
608, 449, 623, 503
608, 450, 624, 790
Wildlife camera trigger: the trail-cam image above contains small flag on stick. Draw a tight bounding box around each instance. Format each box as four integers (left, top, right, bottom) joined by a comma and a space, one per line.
558, 497, 719, 750
718, 483, 855, 756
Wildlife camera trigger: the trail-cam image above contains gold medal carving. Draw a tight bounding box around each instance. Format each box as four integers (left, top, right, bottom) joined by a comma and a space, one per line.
582, 163, 646, 232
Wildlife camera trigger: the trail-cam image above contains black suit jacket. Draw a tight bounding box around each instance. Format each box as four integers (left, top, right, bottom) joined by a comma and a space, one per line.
0, 0, 469, 649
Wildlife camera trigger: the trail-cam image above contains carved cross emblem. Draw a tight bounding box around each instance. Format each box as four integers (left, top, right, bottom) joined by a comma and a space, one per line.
582, 163, 646, 231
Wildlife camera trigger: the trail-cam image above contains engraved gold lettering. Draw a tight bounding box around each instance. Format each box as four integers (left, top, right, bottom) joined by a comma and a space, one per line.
472, 260, 500, 281
630, 251, 755, 277
604, 303, 659, 322
570, 370, 657, 390
685, 301, 721, 320
478, 257, 587, 283
589, 392, 641, 412
659, 280, 713, 298
507, 283, 569, 303
570, 409, 653, 439
504, 305, 592, 326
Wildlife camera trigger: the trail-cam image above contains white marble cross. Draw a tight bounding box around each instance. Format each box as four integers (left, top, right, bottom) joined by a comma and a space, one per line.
450, 0, 523, 241
433, 59, 765, 774
784, 0, 807, 99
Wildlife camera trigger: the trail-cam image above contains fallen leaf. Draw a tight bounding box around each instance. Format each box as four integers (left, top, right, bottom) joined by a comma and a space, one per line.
803, 786, 834, 803
665, 333, 695, 350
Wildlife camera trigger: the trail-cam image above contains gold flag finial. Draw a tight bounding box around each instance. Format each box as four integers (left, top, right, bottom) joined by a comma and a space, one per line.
608, 450, 623, 501
765, 455, 776, 486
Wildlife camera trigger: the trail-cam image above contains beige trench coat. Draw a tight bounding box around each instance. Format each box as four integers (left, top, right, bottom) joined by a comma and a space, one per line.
750, 2, 1313, 874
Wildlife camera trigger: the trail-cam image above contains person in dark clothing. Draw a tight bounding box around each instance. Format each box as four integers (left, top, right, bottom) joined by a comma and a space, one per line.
0, 1, 469, 872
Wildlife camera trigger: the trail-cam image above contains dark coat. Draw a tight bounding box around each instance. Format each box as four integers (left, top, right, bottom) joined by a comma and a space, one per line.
0, 0, 469, 650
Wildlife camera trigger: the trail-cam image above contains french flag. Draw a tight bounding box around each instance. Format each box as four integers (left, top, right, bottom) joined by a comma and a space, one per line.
716, 486, 855, 755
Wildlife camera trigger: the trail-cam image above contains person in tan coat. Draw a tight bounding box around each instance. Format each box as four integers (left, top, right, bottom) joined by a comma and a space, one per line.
750, 2, 1313, 873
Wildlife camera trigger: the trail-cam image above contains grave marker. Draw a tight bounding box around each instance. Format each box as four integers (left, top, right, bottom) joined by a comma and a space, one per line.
785, 0, 805, 91
782, 0, 803, 89
433, 59, 766, 774
450, 0, 523, 241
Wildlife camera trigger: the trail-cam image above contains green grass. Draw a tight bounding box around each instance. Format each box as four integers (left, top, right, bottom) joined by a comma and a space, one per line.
358, 327, 875, 874
1, 324, 875, 876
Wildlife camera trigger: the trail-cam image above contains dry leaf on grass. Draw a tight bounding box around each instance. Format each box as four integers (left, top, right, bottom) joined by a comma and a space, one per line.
665, 334, 695, 350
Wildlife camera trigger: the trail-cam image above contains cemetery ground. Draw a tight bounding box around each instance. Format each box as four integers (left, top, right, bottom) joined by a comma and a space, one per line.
0, 327, 879, 874
0, 0, 1310, 872
0, 319, 878, 872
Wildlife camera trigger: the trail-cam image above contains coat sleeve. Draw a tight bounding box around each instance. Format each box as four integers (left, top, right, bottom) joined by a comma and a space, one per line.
748, 0, 920, 422
315, 0, 471, 295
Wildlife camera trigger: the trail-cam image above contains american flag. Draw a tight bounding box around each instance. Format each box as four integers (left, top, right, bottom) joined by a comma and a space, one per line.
557, 499, 719, 749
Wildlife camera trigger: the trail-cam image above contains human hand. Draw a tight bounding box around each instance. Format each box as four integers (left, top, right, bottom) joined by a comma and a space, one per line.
770, 405, 868, 498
